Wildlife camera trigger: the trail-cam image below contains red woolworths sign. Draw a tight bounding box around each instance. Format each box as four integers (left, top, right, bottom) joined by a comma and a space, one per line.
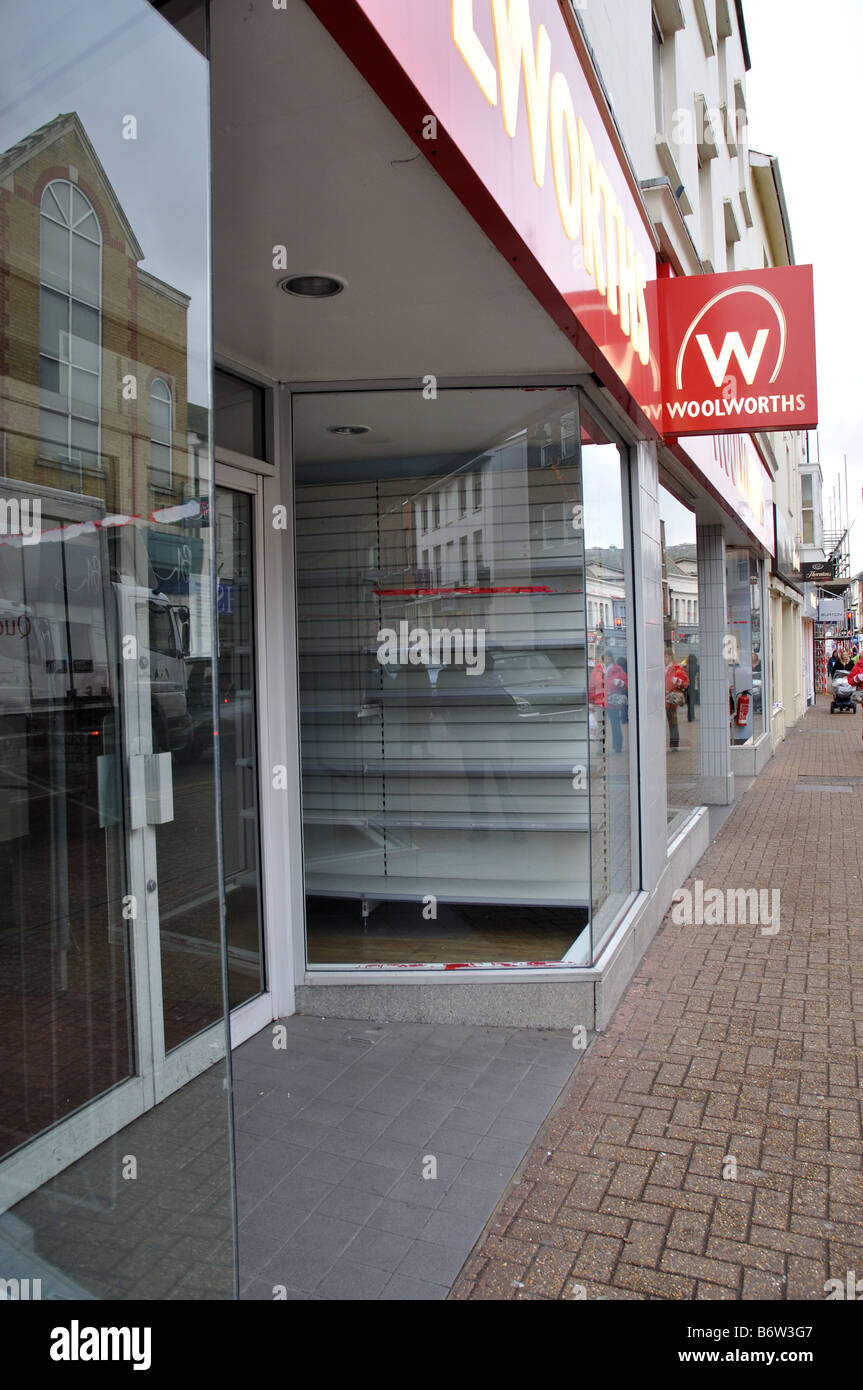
659, 265, 817, 436
305, 0, 662, 431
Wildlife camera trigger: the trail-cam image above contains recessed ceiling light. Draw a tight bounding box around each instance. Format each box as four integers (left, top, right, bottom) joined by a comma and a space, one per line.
327, 425, 370, 436
279, 273, 345, 298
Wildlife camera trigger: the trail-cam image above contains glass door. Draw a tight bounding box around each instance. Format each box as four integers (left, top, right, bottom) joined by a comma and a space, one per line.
0, 494, 137, 1160
0, 0, 235, 1301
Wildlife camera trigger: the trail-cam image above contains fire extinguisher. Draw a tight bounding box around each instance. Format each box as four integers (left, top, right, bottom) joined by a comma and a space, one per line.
735, 690, 751, 727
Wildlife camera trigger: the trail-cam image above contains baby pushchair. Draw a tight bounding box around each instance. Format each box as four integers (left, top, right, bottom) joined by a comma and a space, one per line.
830, 673, 856, 714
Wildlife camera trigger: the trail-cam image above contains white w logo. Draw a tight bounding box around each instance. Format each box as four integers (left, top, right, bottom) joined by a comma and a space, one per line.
695, 329, 770, 387
673, 285, 787, 391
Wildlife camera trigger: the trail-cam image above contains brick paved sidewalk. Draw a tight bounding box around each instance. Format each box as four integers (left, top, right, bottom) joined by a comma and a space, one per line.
452, 697, 863, 1301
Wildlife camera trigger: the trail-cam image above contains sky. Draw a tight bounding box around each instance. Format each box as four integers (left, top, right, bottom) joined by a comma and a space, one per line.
742, 0, 863, 570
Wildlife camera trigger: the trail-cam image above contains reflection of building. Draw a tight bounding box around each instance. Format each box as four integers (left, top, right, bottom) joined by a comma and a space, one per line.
0, 112, 205, 592
586, 548, 625, 661
662, 545, 699, 649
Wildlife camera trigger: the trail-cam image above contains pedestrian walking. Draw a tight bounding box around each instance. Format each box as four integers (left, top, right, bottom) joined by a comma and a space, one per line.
665, 645, 688, 750
848, 651, 863, 738
589, 649, 607, 747
606, 655, 628, 754
684, 651, 699, 722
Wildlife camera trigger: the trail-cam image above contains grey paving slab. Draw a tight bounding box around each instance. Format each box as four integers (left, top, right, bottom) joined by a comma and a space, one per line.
290, 1099, 353, 1127
340, 1159, 402, 1197
235, 1152, 303, 1206
264, 1172, 334, 1211
471, 1134, 532, 1167
234, 1014, 574, 1300
379, 1274, 449, 1301
458, 1157, 517, 1189
262, 1119, 334, 1150
234, 1130, 265, 1163
397, 1238, 470, 1286
239, 1200, 308, 1251
255, 1247, 336, 1294
495, 1096, 564, 1124
361, 1136, 424, 1171
465, 1075, 519, 1100
417, 1208, 485, 1250
321, 1186, 384, 1225
315, 1128, 378, 1161
436, 1183, 502, 1220
381, 1113, 449, 1146
362, 1082, 420, 1116
486, 1113, 547, 1144
423, 1124, 483, 1159
385, 1172, 451, 1209
288, 1214, 363, 1260
418, 1076, 475, 1102
483, 1059, 533, 1082
342, 1226, 414, 1272
440, 1106, 496, 1136
245, 1137, 309, 1175
450, 1092, 508, 1120
336, 1109, 393, 1137
241, 1108, 299, 1140
291, 1149, 356, 1184
366, 1200, 434, 1239
315, 1260, 391, 1301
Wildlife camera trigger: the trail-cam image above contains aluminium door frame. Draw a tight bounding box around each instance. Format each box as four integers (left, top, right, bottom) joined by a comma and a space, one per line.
0, 511, 229, 1210
214, 458, 277, 1047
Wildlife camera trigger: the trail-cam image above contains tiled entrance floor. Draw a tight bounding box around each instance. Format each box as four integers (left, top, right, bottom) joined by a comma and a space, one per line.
234, 1016, 577, 1300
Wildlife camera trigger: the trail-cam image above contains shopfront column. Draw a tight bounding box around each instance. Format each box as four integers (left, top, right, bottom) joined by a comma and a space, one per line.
696, 524, 734, 804
634, 439, 668, 886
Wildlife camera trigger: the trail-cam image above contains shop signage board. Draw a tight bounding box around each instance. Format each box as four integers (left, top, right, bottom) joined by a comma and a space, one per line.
306, 0, 663, 428
307, 1, 817, 545
817, 598, 845, 622
802, 558, 836, 582
659, 265, 817, 436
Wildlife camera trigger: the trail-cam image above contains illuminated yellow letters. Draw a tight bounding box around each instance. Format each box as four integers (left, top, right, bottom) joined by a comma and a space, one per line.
549, 70, 580, 239
452, 0, 498, 106
491, 0, 552, 186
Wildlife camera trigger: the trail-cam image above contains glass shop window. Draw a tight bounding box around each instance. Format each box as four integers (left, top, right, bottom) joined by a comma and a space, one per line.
660, 482, 701, 832
293, 388, 636, 967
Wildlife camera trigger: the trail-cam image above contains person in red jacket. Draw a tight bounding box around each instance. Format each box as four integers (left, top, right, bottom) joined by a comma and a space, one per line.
665, 645, 689, 750
848, 653, 863, 737
606, 656, 628, 754
589, 652, 607, 708
588, 651, 607, 749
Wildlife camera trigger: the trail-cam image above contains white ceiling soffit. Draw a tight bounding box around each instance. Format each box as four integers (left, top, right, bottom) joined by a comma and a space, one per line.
293, 386, 578, 468
210, 0, 590, 386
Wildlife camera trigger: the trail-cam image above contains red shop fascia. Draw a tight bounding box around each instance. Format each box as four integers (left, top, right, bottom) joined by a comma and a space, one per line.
305, 0, 816, 552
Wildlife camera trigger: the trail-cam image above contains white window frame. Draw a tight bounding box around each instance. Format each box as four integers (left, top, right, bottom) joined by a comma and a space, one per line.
38, 179, 103, 485
149, 376, 174, 490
